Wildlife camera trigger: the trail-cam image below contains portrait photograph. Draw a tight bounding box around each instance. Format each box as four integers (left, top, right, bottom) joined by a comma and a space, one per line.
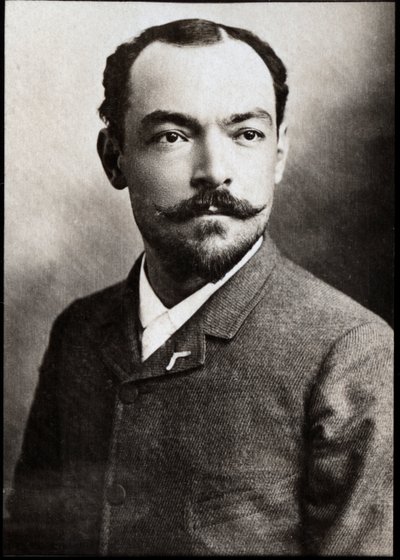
4, 1, 394, 555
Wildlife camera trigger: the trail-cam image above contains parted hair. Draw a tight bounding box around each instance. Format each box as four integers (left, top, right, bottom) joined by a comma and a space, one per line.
98, 18, 289, 147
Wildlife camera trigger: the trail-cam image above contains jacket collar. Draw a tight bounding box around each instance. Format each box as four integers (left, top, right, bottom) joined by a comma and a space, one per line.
97, 232, 279, 382
200, 232, 278, 339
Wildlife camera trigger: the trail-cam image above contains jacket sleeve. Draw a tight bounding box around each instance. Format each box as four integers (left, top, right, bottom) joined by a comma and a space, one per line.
302, 321, 393, 555
4, 312, 68, 555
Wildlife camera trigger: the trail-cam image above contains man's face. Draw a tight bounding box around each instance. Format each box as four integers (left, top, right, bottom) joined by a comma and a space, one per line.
119, 37, 287, 281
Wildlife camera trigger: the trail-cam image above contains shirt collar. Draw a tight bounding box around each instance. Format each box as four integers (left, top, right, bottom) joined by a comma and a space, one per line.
139, 236, 263, 329
139, 257, 168, 329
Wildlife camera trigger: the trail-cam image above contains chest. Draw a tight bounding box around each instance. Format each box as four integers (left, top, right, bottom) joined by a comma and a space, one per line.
59, 337, 310, 555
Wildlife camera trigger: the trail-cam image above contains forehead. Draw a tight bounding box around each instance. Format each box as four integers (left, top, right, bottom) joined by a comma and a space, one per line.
126, 38, 276, 125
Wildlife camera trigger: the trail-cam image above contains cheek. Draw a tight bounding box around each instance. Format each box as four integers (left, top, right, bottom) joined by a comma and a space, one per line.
234, 150, 277, 204
126, 154, 191, 207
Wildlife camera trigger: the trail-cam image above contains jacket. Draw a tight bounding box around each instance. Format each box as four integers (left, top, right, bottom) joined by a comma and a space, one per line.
5, 234, 393, 555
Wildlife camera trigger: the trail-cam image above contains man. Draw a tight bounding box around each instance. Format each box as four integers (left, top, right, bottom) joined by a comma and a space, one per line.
6, 19, 393, 556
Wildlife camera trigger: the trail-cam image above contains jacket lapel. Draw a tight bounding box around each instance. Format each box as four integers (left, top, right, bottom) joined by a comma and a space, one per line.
97, 256, 143, 382
135, 318, 206, 377
200, 232, 279, 339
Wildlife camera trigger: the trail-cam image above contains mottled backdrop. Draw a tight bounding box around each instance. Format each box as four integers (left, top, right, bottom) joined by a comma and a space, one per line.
4, 2, 394, 499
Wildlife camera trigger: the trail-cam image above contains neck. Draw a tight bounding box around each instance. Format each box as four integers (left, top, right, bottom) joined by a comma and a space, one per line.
143, 243, 208, 308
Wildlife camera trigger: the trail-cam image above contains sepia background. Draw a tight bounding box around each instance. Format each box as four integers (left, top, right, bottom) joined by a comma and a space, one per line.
4, 2, 394, 503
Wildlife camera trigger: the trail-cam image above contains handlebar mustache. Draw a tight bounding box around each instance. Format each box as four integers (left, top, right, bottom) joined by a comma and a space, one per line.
155, 190, 266, 223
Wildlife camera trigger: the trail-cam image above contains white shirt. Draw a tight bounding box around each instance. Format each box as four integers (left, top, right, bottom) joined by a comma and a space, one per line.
139, 237, 263, 362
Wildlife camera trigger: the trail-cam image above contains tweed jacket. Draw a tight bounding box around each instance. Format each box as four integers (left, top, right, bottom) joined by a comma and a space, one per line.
5, 234, 393, 556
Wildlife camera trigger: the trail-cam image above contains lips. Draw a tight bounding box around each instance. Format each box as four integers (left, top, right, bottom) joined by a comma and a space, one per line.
198, 205, 224, 215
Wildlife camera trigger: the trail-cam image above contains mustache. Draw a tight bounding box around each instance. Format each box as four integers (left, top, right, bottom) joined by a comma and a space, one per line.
155, 190, 266, 223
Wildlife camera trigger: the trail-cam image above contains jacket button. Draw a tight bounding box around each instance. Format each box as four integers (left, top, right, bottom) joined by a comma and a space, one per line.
118, 383, 139, 404
106, 483, 126, 506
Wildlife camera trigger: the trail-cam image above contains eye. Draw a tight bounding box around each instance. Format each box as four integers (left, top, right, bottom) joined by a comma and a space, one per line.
155, 131, 188, 144
235, 129, 265, 142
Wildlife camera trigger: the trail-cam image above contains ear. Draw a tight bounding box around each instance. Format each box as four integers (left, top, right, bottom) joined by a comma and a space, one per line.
97, 128, 127, 190
274, 122, 289, 185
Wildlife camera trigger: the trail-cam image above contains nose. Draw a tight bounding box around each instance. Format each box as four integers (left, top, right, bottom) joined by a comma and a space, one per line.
190, 129, 232, 190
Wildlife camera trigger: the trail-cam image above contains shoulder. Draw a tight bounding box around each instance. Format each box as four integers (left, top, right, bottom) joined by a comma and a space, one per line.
268, 253, 391, 334
49, 279, 131, 343
52, 252, 142, 333
244, 250, 393, 368
249, 250, 393, 407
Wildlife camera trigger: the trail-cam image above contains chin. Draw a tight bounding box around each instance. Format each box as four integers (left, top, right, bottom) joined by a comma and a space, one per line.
177, 220, 266, 283
192, 218, 228, 242
141, 214, 268, 283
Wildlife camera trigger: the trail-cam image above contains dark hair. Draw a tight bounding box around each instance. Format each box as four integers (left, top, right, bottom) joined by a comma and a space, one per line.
98, 18, 289, 147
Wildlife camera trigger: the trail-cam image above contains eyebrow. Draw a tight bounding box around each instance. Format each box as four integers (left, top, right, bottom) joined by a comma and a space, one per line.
222, 109, 273, 127
139, 108, 273, 133
140, 111, 201, 133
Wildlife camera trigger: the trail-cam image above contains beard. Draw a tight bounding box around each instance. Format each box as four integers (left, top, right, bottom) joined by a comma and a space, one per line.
138, 214, 268, 283
133, 188, 270, 283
